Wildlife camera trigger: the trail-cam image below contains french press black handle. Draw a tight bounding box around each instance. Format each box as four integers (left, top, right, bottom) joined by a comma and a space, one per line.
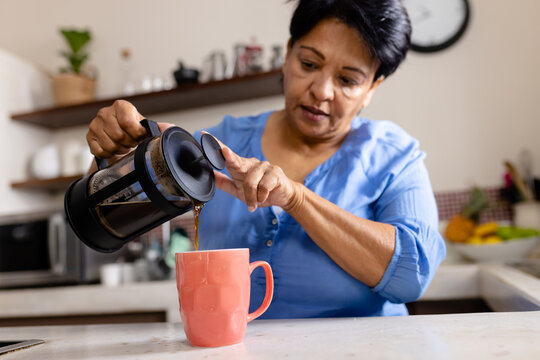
139, 118, 161, 138
95, 119, 160, 170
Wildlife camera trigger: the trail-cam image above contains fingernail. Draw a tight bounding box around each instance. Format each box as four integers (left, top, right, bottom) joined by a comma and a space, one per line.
248, 206, 256, 212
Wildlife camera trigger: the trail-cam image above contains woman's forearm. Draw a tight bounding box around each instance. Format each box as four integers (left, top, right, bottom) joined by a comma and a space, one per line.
285, 183, 396, 287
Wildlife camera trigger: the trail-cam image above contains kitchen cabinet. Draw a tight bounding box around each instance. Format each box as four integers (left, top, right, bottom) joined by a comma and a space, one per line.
0, 311, 166, 327
10, 70, 283, 191
406, 298, 492, 315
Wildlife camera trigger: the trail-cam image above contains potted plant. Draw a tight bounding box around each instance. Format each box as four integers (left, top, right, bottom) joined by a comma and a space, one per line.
52, 29, 96, 106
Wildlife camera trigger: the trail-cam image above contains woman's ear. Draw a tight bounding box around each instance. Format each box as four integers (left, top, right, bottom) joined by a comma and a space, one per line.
360, 76, 385, 109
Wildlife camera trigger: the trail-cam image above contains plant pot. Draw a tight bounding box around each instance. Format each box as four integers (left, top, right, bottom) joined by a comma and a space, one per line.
52, 73, 96, 106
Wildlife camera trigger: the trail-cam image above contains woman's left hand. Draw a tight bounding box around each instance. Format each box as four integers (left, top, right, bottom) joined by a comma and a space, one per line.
212, 140, 300, 212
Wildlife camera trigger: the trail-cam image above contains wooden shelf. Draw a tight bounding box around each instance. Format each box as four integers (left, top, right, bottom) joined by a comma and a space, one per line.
10, 70, 283, 191
11, 174, 83, 191
11, 70, 283, 129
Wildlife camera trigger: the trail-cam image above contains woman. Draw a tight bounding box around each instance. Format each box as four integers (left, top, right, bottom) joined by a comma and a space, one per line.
87, 0, 445, 318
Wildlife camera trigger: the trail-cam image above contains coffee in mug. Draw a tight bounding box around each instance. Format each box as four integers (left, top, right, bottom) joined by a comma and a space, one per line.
175, 248, 273, 347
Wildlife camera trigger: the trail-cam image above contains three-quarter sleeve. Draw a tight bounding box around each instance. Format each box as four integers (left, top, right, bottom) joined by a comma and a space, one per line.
370, 139, 446, 304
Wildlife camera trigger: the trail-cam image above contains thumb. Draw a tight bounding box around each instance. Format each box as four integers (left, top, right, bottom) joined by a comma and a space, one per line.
213, 170, 239, 198
158, 122, 174, 132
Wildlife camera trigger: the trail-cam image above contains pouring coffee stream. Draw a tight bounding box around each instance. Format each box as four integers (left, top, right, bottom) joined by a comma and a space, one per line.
193, 203, 203, 251
64, 119, 225, 253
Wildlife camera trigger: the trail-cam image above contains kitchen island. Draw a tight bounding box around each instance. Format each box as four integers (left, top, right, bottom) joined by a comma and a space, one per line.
1, 310, 539, 359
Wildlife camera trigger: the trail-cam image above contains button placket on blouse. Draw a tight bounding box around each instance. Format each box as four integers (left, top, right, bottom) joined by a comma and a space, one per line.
265, 215, 279, 247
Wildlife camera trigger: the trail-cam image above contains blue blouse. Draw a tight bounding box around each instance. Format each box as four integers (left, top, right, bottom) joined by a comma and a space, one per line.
194, 111, 446, 318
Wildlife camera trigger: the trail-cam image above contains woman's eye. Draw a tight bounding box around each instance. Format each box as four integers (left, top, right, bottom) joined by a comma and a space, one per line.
340, 76, 358, 86
301, 60, 317, 70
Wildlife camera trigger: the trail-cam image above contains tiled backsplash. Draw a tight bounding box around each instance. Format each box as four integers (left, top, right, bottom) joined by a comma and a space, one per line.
435, 187, 513, 223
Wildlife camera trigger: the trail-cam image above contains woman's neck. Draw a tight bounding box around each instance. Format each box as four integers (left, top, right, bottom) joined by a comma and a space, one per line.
261, 110, 348, 182
267, 110, 348, 156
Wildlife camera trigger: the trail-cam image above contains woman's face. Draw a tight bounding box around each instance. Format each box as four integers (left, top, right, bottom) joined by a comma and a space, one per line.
282, 18, 383, 142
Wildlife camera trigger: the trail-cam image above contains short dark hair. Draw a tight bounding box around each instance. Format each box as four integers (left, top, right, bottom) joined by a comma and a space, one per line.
288, 0, 411, 80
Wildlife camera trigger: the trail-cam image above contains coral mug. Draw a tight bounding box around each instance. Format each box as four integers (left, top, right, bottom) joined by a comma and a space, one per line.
175, 249, 273, 347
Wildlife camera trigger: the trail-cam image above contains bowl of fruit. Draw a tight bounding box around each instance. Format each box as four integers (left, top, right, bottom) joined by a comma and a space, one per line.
444, 187, 539, 262
446, 220, 539, 262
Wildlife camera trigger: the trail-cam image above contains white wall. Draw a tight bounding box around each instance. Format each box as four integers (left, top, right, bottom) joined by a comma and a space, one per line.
363, 0, 540, 191
0, 49, 56, 216
0, 0, 539, 217
0, 0, 294, 98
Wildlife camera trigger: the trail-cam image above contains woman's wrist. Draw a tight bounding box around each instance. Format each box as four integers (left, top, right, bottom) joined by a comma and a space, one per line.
283, 181, 305, 215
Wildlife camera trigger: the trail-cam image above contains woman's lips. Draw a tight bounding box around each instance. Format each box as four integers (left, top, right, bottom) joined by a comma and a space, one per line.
301, 105, 329, 122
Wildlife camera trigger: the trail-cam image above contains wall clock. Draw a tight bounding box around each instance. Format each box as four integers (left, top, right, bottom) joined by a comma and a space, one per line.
402, 0, 471, 53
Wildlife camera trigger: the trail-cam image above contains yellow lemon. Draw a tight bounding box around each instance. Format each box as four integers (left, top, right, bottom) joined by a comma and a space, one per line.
483, 235, 503, 244
466, 236, 484, 245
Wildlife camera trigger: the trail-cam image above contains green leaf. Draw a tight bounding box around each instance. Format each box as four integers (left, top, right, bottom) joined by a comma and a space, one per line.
59, 28, 92, 73
69, 53, 88, 74
462, 187, 489, 221
60, 29, 91, 54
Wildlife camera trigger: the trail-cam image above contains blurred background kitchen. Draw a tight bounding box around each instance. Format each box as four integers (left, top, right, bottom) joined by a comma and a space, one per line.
1, 0, 540, 325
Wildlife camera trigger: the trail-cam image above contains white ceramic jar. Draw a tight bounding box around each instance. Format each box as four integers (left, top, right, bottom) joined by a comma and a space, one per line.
513, 202, 540, 229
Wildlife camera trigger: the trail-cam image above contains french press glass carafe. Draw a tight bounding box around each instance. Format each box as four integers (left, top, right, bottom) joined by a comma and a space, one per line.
64, 119, 225, 252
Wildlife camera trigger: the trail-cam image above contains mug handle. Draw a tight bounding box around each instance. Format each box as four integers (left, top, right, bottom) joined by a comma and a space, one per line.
247, 261, 274, 322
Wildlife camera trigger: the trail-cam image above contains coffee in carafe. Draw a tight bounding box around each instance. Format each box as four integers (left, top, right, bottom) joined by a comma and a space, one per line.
64, 119, 224, 252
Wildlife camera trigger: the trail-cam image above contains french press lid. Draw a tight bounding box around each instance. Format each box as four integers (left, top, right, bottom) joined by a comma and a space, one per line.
201, 132, 226, 170
159, 127, 225, 203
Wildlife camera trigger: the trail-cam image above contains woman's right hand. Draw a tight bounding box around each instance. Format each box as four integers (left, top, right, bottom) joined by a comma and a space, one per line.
86, 100, 147, 161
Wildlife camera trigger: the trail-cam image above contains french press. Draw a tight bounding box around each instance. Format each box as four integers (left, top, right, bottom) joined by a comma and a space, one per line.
64, 119, 225, 253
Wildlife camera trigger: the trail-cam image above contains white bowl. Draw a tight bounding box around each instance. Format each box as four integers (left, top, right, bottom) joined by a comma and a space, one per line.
451, 237, 540, 263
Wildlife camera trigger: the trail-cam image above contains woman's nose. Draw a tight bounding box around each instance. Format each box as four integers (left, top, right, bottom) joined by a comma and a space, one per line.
310, 74, 334, 102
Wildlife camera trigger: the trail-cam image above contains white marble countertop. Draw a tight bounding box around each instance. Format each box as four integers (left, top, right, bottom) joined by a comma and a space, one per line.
1, 311, 540, 359
1, 262, 540, 322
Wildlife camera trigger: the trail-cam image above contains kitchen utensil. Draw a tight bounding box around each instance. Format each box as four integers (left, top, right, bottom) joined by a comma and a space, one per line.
270, 45, 284, 69
176, 248, 274, 347
505, 160, 534, 202
245, 42, 263, 74
225, 44, 249, 78
204, 51, 226, 81
173, 62, 199, 86
64, 119, 225, 253
519, 149, 536, 198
